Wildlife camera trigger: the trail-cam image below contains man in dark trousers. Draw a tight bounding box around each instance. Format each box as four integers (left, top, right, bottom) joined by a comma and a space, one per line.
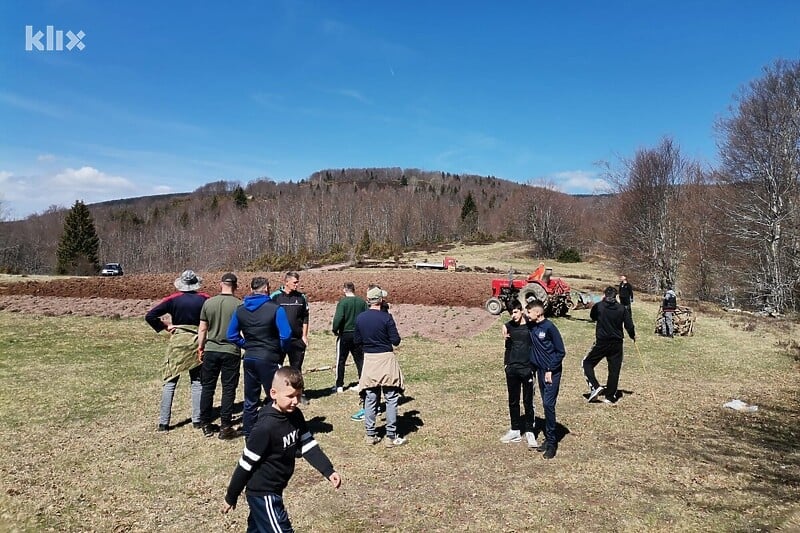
271, 272, 310, 373
331, 281, 368, 392
197, 272, 242, 440
227, 277, 292, 437
618, 275, 634, 310
525, 299, 566, 459
583, 286, 636, 404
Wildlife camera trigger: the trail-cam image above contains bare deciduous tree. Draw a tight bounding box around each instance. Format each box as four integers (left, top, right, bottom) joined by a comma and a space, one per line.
716, 59, 800, 312
609, 137, 694, 291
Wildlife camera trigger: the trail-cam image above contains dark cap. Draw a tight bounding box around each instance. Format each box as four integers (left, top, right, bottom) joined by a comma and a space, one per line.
221, 272, 238, 285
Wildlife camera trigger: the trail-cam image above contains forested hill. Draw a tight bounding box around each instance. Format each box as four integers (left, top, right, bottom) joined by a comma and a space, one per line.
0, 167, 610, 275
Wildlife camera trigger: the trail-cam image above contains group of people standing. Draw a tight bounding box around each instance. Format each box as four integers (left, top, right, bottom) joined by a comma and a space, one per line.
500, 275, 639, 460
146, 271, 407, 530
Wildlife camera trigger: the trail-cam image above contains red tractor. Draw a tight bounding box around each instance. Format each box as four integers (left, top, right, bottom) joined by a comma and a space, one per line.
485, 263, 574, 317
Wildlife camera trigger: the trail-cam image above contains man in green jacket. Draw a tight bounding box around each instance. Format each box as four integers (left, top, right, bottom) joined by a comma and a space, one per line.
331, 282, 368, 393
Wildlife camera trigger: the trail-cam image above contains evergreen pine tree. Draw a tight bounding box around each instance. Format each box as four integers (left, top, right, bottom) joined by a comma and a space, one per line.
460, 191, 478, 220
356, 229, 372, 255
56, 200, 100, 275
233, 186, 248, 209
460, 191, 479, 237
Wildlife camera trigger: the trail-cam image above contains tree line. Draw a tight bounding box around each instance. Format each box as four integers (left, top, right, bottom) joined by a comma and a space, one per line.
1, 59, 798, 312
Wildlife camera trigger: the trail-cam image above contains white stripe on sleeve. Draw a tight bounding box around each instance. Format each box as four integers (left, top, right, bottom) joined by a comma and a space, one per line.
238, 458, 252, 471
243, 446, 260, 461
301, 439, 319, 454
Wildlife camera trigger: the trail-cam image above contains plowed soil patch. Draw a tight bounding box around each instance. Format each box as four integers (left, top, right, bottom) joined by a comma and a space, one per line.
0, 270, 498, 307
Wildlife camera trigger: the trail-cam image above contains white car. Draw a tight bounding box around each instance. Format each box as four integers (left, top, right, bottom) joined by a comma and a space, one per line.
100, 263, 124, 276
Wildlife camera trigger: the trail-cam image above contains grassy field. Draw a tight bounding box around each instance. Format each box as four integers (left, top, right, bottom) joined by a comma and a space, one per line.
1, 282, 799, 531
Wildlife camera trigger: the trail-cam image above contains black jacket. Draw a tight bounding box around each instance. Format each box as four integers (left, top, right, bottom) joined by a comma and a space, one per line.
618, 282, 634, 306
590, 298, 636, 343
225, 406, 334, 506
504, 318, 532, 369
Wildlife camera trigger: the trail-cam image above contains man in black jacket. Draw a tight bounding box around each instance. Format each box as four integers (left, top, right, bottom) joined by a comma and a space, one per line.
583, 286, 636, 404
618, 275, 634, 310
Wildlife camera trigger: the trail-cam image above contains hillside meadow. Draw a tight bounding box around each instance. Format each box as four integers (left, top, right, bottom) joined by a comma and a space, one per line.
0, 280, 798, 531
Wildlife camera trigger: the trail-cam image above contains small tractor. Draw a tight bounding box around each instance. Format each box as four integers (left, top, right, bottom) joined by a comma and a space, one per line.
485, 263, 576, 317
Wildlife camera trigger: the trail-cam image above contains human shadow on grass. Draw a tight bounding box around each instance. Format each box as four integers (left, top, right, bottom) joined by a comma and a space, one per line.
581, 388, 635, 402
306, 415, 333, 435
531, 416, 570, 444
306, 382, 363, 401
396, 409, 424, 437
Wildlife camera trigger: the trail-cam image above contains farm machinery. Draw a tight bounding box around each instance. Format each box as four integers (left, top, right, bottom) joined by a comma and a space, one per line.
485, 263, 588, 317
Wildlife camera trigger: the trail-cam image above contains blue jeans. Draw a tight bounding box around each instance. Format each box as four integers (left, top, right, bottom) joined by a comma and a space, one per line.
246, 492, 293, 532
536, 368, 561, 449
243, 357, 280, 436
364, 386, 401, 438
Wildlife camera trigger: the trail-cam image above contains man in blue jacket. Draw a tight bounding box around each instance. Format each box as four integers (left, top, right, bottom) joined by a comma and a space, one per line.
227, 277, 292, 437
526, 299, 566, 459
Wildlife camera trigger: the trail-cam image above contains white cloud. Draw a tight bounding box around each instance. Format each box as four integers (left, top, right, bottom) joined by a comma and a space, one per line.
153, 185, 174, 194
547, 170, 610, 194
50, 166, 135, 192
37, 153, 56, 162
0, 166, 141, 219
0, 92, 67, 119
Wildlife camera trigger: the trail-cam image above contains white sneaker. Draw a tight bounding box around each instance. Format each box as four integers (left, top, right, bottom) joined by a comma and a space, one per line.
524, 432, 538, 449
588, 385, 605, 403
385, 436, 407, 448
500, 429, 521, 443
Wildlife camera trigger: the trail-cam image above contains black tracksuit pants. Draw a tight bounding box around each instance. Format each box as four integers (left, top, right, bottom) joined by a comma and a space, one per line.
582, 340, 623, 401
335, 331, 364, 388
200, 351, 241, 427
505, 364, 535, 433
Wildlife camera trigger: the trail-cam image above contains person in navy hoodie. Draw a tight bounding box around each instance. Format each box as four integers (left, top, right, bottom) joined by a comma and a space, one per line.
525, 299, 566, 459
227, 277, 292, 437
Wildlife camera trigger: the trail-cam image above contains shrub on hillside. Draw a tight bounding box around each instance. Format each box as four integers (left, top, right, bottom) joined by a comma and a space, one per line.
557, 248, 582, 263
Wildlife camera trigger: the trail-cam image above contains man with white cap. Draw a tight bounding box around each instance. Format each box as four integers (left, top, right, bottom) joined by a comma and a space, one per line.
145, 269, 209, 432
355, 286, 407, 447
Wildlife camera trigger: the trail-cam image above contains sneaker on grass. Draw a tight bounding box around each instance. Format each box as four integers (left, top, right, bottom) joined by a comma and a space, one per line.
385, 436, 407, 448
350, 408, 365, 421
500, 429, 522, 443
588, 385, 606, 403
364, 435, 381, 445
524, 432, 538, 449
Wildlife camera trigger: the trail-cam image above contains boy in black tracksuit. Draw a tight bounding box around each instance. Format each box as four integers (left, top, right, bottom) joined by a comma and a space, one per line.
526, 300, 566, 459
500, 300, 537, 448
583, 286, 636, 404
223, 367, 341, 531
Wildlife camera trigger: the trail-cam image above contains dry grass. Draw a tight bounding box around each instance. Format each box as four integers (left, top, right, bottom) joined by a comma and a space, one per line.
1, 298, 799, 531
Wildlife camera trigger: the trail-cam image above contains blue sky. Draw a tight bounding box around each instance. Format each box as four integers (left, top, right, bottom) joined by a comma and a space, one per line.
1, 1, 799, 219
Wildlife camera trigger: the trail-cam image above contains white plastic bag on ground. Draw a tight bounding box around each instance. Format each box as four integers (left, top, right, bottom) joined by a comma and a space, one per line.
723, 399, 758, 412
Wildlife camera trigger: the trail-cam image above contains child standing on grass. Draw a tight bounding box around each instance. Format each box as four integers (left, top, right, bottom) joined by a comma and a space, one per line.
222, 367, 341, 531
500, 300, 538, 449
526, 300, 566, 459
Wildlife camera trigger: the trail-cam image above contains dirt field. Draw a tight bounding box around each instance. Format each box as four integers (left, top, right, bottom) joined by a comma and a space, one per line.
0, 270, 531, 342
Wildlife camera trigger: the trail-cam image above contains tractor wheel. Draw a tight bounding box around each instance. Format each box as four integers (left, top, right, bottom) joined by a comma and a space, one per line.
518, 282, 549, 308
485, 297, 504, 315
